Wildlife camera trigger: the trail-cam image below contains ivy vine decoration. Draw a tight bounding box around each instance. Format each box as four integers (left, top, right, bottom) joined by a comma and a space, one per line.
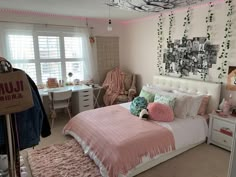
201, 1, 215, 81
167, 11, 175, 45
206, 1, 214, 41
157, 13, 164, 75
217, 0, 233, 81
183, 7, 192, 39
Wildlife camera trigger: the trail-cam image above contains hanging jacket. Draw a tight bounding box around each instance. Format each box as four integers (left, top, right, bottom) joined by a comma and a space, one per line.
0, 88, 42, 150
0, 69, 51, 152
23, 70, 51, 138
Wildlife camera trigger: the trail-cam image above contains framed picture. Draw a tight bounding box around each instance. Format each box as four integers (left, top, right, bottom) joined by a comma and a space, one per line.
226, 66, 236, 91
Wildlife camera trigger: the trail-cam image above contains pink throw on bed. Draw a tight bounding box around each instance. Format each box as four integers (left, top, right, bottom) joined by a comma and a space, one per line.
63, 105, 175, 177
102, 67, 125, 106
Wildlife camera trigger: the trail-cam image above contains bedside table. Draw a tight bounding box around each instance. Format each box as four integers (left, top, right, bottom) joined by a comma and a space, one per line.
207, 113, 236, 151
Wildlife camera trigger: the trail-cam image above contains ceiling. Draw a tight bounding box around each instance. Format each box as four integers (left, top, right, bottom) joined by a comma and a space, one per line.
0, 0, 213, 21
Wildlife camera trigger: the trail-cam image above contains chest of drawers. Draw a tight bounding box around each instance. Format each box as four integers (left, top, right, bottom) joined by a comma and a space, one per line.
207, 113, 236, 151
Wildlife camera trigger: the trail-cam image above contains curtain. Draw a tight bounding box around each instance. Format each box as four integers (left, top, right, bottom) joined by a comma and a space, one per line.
74, 27, 98, 82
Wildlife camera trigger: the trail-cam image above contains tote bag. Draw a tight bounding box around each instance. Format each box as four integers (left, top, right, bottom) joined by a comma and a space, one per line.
0, 59, 34, 115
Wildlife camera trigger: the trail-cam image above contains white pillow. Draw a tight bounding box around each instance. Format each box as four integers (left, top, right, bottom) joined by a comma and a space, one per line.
173, 90, 204, 117
173, 95, 192, 118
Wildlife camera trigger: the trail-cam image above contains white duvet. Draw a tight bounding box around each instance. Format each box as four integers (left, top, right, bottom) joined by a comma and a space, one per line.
121, 102, 208, 150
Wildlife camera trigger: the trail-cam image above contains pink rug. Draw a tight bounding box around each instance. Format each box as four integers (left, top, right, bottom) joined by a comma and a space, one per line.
28, 139, 101, 177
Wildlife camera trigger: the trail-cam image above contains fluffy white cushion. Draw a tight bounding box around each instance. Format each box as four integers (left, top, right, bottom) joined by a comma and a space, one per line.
173, 90, 204, 117
173, 95, 192, 118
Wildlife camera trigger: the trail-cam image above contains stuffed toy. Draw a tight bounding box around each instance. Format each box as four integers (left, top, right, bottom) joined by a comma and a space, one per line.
130, 96, 149, 120
139, 109, 149, 120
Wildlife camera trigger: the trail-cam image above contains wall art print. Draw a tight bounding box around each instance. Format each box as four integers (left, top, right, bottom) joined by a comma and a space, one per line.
163, 37, 219, 77
226, 66, 236, 91
107, 0, 210, 12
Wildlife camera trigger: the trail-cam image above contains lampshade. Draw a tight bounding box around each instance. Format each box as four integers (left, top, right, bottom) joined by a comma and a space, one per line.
107, 19, 112, 31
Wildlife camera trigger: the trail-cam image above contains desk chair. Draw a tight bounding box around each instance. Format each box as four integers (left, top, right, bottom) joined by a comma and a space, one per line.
48, 90, 72, 128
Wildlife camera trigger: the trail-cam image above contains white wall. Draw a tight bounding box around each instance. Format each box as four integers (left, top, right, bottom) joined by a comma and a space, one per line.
120, 1, 236, 104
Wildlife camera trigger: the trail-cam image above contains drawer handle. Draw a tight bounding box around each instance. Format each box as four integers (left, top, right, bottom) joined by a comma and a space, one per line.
84, 99, 89, 101
223, 140, 227, 143
84, 105, 90, 107
83, 91, 89, 93
83, 95, 89, 97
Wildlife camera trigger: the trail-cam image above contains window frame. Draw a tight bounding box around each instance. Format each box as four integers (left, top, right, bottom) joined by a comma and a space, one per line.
4, 30, 84, 84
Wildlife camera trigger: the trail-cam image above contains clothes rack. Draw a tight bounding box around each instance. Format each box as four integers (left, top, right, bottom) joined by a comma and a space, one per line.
0, 58, 17, 177
0, 57, 35, 177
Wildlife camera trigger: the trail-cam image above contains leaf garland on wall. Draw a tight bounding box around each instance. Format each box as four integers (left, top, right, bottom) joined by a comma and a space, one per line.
201, 1, 215, 81
183, 7, 192, 40
167, 11, 175, 44
217, 0, 233, 82
206, 2, 214, 41
157, 13, 164, 75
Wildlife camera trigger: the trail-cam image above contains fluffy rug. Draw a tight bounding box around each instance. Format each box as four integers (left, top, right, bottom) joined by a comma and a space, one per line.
28, 139, 101, 177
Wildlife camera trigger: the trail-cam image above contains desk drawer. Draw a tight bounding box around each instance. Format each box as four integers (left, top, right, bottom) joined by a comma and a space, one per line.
79, 89, 93, 97
212, 130, 233, 148
213, 118, 235, 133
79, 99, 93, 107
79, 105, 94, 112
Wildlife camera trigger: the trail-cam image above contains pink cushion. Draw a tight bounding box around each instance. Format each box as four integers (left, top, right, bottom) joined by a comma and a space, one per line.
198, 96, 210, 115
147, 102, 174, 122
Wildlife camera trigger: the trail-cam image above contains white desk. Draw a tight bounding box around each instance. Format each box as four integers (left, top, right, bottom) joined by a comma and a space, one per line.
39, 85, 94, 116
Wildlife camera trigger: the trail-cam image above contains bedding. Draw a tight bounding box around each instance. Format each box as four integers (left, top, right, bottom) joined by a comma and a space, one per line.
64, 102, 208, 177
63, 105, 175, 177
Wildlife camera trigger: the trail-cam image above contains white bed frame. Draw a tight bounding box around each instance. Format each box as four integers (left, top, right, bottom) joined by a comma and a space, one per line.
124, 75, 221, 177
152, 75, 221, 114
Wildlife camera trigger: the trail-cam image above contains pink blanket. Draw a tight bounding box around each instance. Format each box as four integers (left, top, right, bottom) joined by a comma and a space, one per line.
102, 67, 125, 106
63, 105, 175, 177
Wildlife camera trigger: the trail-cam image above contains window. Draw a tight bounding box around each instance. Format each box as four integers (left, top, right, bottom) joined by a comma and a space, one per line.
38, 36, 60, 59
64, 37, 82, 58
8, 35, 35, 60
6, 32, 84, 85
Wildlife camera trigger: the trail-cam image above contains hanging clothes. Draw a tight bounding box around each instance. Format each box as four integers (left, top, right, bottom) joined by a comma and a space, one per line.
23, 69, 51, 138
0, 69, 51, 153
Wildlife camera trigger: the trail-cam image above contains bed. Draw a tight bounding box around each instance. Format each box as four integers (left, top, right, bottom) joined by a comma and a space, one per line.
63, 75, 221, 177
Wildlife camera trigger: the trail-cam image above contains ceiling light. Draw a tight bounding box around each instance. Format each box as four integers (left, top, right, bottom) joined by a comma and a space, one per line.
107, 4, 112, 32
107, 19, 112, 31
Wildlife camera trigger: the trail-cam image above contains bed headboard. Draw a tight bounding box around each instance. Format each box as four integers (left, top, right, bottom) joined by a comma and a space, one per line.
153, 75, 221, 113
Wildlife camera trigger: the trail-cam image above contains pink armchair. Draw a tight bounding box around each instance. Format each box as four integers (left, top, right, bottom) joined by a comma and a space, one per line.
102, 68, 137, 106
115, 72, 136, 104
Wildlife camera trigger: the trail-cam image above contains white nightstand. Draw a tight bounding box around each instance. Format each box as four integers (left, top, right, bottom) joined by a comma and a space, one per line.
208, 113, 236, 151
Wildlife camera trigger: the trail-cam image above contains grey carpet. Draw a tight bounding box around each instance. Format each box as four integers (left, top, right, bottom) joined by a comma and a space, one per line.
23, 115, 231, 177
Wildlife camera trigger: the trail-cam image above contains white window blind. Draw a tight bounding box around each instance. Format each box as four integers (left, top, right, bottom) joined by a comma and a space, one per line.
64, 37, 82, 58
8, 35, 35, 60
13, 63, 37, 83
41, 62, 62, 83
5, 30, 86, 85
38, 36, 60, 59
66, 61, 84, 81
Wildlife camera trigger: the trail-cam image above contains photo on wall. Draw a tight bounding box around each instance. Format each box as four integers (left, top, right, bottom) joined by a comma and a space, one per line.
227, 66, 236, 91
163, 37, 220, 77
